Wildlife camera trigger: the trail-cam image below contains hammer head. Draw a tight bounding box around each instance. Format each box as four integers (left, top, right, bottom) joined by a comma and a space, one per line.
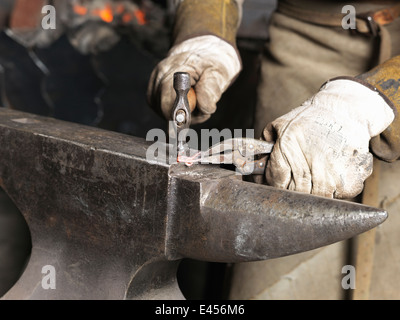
172, 72, 192, 154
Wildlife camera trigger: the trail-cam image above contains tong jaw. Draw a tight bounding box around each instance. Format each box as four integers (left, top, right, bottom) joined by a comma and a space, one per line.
179, 138, 274, 175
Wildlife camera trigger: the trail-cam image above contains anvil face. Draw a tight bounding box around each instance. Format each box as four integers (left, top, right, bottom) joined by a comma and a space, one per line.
0, 108, 387, 299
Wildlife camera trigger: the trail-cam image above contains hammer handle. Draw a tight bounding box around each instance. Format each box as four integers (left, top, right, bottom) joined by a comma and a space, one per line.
188, 87, 196, 113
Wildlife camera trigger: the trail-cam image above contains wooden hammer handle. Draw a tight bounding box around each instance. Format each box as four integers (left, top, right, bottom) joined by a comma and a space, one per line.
188, 87, 197, 113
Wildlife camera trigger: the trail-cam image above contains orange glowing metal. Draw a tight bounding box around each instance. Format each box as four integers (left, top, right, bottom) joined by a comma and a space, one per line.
98, 4, 114, 23
73, 4, 88, 15
133, 9, 146, 25
116, 4, 125, 14
72, 2, 146, 25
122, 13, 133, 23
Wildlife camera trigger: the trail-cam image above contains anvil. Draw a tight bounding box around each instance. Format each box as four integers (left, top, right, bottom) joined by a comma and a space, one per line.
0, 108, 387, 299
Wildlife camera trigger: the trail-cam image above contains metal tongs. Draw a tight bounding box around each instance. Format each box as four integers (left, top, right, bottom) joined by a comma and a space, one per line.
171, 72, 275, 175
178, 137, 275, 175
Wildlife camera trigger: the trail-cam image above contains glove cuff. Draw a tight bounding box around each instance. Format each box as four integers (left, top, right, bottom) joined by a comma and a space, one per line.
324, 75, 398, 162
346, 56, 400, 162
173, 0, 240, 47
317, 78, 395, 143
326, 76, 397, 115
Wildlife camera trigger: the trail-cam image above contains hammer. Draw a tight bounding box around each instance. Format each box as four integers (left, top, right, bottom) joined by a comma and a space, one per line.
171, 72, 196, 154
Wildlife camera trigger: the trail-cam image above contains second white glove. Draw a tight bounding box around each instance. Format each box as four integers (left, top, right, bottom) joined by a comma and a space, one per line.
263, 79, 395, 199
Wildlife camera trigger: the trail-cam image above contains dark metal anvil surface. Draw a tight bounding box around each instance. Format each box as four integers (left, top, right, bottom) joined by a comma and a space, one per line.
0, 108, 387, 300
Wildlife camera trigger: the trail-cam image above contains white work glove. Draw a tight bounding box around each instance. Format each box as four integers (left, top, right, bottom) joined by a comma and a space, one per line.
147, 35, 241, 123
263, 79, 395, 199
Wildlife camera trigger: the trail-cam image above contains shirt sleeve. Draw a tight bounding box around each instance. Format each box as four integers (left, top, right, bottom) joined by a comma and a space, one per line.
357, 55, 400, 162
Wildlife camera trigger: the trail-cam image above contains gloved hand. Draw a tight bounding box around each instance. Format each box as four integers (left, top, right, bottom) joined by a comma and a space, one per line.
263, 78, 395, 199
147, 35, 241, 124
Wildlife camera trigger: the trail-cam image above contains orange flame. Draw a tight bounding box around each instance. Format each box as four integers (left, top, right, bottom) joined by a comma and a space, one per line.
98, 4, 114, 23
122, 13, 133, 23
133, 9, 146, 25
73, 4, 88, 15
115, 4, 125, 15
72, 3, 146, 25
